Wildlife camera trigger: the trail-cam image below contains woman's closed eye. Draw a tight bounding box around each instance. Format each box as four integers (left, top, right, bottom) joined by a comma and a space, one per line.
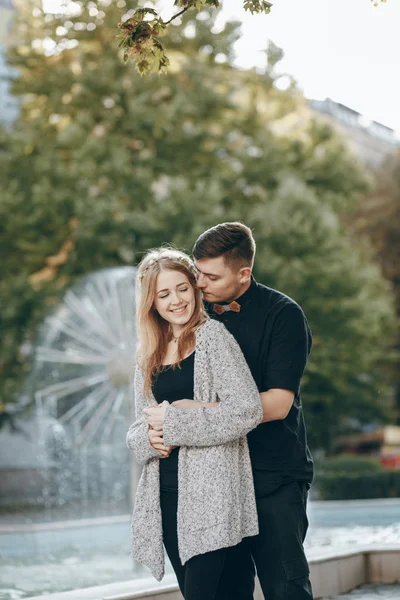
159, 287, 189, 299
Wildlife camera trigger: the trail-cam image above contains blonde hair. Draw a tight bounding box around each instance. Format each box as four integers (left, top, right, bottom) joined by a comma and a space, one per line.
136, 247, 207, 398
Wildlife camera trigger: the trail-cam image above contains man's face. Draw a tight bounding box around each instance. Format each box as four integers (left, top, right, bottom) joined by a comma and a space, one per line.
195, 256, 245, 304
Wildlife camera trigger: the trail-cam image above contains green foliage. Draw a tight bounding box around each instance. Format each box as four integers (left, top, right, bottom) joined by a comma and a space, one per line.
313, 452, 400, 500
116, 0, 267, 74
0, 0, 396, 451
315, 454, 384, 475
316, 470, 400, 500
350, 151, 400, 424
117, 9, 169, 74
243, 1, 273, 14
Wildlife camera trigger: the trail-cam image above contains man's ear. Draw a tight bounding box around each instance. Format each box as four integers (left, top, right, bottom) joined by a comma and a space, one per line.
239, 267, 252, 284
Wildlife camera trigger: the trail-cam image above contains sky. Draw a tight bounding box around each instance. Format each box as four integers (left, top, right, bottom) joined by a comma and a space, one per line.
220, 0, 400, 134
43, 0, 400, 133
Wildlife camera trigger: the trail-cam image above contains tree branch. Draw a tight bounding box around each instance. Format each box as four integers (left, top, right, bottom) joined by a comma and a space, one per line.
165, 7, 190, 25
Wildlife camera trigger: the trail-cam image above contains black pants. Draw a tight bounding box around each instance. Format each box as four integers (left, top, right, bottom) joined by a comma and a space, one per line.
160, 489, 227, 600
216, 481, 313, 600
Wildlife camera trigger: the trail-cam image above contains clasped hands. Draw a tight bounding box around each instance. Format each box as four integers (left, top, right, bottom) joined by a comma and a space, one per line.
144, 399, 201, 459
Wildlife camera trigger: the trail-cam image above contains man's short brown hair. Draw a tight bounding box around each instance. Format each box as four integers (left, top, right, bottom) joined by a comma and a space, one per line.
193, 222, 256, 269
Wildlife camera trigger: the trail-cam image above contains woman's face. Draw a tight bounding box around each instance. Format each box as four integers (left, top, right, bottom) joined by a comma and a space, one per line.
153, 269, 196, 331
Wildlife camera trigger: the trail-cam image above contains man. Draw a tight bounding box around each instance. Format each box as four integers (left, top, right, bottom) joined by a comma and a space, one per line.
145, 222, 313, 600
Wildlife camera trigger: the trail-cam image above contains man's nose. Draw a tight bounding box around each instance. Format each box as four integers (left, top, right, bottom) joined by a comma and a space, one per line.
196, 273, 206, 288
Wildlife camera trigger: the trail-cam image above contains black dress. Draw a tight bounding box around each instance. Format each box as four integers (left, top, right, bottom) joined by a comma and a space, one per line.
152, 351, 195, 492
151, 350, 228, 599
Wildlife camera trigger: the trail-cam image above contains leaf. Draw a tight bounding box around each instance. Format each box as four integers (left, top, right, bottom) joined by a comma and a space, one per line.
243, 0, 273, 14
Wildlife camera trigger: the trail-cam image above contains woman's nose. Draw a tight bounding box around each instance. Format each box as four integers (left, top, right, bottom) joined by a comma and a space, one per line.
170, 291, 181, 304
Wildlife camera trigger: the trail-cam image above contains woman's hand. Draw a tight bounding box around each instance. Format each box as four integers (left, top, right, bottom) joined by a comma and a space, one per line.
148, 427, 174, 458
143, 400, 169, 430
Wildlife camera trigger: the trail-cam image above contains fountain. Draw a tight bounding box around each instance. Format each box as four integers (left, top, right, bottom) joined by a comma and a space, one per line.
0, 267, 139, 519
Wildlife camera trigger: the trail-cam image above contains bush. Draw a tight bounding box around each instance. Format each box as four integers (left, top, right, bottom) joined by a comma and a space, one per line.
313, 454, 399, 500
316, 454, 384, 475
315, 470, 400, 500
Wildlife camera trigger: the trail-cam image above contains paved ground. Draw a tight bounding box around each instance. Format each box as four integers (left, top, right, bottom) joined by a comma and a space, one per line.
323, 584, 400, 599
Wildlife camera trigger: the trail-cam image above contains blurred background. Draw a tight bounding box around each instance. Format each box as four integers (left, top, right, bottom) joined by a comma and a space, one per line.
0, 0, 400, 598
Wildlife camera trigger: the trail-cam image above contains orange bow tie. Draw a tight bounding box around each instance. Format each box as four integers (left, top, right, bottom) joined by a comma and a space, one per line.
213, 301, 241, 315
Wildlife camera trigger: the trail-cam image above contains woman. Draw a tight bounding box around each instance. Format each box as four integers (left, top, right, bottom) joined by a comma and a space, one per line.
126, 247, 262, 600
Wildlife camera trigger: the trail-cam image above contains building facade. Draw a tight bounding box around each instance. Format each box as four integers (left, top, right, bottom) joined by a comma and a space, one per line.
310, 97, 399, 167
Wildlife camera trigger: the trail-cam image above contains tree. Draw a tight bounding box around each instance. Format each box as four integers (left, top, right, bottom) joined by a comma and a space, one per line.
0, 0, 395, 450
350, 151, 400, 424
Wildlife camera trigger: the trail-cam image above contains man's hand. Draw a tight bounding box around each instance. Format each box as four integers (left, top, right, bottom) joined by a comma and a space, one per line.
144, 400, 169, 430
172, 399, 219, 409
171, 399, 201, 409
148, 427, 173, 458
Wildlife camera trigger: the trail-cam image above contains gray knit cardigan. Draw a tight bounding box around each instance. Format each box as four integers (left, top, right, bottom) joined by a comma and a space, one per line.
126, 318, 263, 581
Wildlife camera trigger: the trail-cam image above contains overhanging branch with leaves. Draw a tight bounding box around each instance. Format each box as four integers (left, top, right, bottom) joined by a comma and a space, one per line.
117, 0, 387, 75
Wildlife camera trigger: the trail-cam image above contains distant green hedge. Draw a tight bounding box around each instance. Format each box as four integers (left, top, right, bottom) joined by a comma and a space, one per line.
315, 470, 400, 500
316, 454, 384, 475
